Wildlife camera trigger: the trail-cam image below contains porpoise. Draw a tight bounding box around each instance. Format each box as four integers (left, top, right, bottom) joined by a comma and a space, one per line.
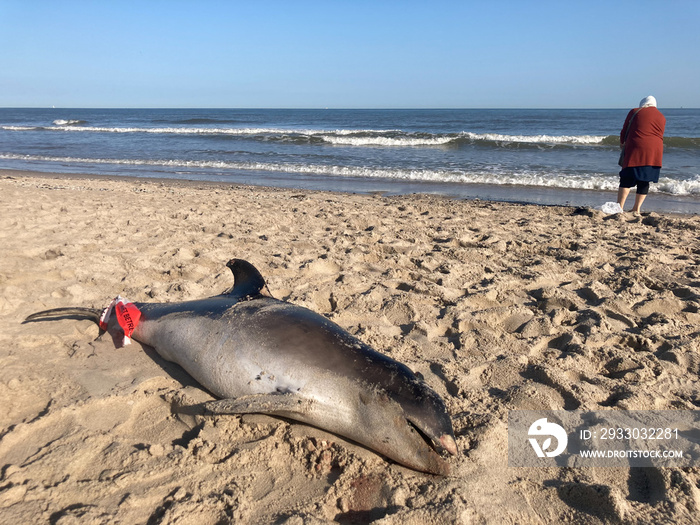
25, 259, 457, 475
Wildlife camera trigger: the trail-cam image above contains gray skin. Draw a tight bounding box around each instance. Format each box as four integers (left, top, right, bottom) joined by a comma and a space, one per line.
25, 259, 457, 475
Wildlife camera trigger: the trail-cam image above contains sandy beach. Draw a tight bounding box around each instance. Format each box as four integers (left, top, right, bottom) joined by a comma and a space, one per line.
1, 170, 699, 524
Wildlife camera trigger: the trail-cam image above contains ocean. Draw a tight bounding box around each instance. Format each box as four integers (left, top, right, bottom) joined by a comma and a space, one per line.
1, 108, 699, 213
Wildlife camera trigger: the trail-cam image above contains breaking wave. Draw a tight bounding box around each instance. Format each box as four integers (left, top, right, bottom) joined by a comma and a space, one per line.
52, 119, 87, 126
3, 152, 699, 195
6, 122, 697, 149
1, 123, 613, 148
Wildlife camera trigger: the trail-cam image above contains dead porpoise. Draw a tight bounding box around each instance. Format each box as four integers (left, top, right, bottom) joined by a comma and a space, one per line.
24, 259, 457, 475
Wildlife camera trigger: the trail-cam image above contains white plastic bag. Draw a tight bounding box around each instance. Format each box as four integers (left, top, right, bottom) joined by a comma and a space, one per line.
600, 202, 623, 214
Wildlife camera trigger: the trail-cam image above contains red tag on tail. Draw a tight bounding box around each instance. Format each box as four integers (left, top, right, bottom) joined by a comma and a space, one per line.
99, 296, 142, 346
115, 301, 141, 339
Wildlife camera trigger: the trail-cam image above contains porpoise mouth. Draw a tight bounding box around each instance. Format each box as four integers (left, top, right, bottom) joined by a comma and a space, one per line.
408, 418, 458, 458
440, 434, 458, 456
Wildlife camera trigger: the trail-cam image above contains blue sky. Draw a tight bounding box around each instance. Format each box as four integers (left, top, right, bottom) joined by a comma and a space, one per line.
1, 1, 698, 108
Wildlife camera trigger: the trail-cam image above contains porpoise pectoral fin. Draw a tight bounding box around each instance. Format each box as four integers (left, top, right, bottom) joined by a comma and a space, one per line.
206, 394, 450, 475
222, 259, 273, 299
204, 393, 313, 417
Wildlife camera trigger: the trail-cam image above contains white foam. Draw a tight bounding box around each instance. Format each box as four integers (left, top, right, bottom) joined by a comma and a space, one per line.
4, 124, 608, 147
319, 135, 455, 147
657, 174, 700, 195
52, 119, 85, 126
43, 125, 359, 137
3, 152, 696, 195
462, 132, 606, 145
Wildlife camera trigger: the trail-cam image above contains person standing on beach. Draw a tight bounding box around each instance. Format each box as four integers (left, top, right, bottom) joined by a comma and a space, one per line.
617, 96, 666, 213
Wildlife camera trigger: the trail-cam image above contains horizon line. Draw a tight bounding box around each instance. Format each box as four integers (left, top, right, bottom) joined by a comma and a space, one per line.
2, 106, 697, 111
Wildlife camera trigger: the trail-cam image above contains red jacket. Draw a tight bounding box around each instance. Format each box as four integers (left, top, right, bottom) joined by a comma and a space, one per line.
620, 106, 666, 168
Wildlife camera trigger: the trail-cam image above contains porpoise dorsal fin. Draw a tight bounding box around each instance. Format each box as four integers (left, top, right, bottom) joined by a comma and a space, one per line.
224, 259, 273, 299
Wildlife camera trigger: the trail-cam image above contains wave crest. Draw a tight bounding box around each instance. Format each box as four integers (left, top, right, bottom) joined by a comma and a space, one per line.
3, 124, 611, 148
52, 119, 87, 126
3, 152, 699, 196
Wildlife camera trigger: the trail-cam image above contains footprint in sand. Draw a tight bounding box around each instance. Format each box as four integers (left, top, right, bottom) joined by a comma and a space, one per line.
627, 467, 667, 505
658, 347, 700, 375
555, 482, 629, 522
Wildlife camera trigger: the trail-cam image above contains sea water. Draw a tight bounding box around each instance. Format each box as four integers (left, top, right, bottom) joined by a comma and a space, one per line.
1, 108, 698, 213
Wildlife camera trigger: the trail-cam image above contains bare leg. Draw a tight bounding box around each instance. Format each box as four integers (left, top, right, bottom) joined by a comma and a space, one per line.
617, 187, 631, 210
631, 193, 647, 213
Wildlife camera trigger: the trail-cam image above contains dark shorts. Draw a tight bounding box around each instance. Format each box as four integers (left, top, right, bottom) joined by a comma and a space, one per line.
619, 166, 661, 195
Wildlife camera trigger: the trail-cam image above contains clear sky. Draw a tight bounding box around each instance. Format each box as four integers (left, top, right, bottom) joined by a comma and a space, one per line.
1, 0, 698, 108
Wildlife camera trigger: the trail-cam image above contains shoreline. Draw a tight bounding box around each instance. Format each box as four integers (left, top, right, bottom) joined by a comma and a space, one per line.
2, 172, 700, 523
2, 167, 698, 216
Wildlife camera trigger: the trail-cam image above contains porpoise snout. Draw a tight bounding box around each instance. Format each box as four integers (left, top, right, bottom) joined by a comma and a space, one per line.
440, 434, 458, 456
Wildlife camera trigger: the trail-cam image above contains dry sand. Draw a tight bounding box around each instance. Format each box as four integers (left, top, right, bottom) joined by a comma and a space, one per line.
1, 170, 699, 524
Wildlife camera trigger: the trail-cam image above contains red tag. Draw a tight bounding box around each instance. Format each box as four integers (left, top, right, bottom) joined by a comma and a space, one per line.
115, 301, 141, 338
